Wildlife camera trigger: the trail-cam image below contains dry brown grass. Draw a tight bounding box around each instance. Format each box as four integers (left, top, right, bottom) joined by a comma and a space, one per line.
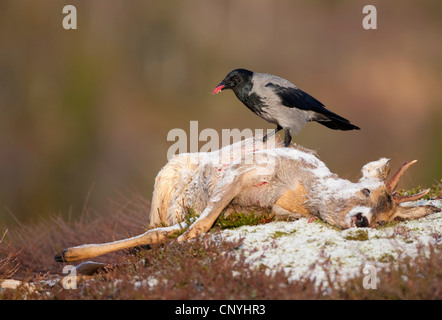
1, 192, 441, 300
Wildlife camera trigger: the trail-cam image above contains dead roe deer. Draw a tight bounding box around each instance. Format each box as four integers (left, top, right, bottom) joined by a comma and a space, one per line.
55, 136, 439, 262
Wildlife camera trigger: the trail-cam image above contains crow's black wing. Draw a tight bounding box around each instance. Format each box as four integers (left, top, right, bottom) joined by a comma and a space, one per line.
266, 83, 347, 121
266, 83, 360, 130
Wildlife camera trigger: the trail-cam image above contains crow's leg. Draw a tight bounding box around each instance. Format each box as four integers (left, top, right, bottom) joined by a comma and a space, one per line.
262, 125, 283, 142
283, 129, 292, 147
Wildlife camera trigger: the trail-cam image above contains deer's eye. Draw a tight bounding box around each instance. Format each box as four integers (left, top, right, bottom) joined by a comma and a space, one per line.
362, 188, 371, 197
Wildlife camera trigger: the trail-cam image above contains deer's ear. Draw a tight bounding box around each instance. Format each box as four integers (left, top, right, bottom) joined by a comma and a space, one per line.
360, 158, 390, 181
393, 205, 440, 221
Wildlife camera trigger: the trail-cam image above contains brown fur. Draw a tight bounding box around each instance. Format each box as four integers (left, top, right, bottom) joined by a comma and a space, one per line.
275, 183, 311, 217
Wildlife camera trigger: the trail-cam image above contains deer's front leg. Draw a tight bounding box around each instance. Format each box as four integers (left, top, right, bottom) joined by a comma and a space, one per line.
178, 164, 272, 242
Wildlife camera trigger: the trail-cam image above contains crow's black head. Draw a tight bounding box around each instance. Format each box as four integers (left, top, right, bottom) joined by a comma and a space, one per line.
212, 68, 253, 94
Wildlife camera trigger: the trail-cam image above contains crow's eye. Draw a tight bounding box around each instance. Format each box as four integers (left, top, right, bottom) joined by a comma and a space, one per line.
232, 75, 240, 83
362, 188, 371, 197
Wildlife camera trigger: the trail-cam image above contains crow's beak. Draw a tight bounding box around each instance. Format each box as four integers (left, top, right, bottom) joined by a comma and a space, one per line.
212, 83, 225, 95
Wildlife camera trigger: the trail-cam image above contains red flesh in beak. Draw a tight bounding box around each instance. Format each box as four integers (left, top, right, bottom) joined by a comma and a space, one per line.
212, 84, 225, 95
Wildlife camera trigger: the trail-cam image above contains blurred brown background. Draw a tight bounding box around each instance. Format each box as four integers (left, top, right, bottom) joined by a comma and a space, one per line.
0, 0, 441, 225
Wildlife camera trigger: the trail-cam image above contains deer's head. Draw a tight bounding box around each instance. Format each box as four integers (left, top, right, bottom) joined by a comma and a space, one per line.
335, 158, 439, 229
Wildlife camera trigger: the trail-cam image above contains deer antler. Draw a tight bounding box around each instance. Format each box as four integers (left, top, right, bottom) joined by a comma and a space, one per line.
386, 160, 430, 204
386, 160, 417, 192
393, 189, 431, 204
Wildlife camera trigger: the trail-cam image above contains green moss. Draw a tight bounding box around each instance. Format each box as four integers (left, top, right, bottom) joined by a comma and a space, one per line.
376, 220, 401, 230
214, 211, 275, 230
312, 218, 341, 231
378, 253, 395, 263
344, 229, 369, 241
271, 229, 297, 238
396, 179, 442, 200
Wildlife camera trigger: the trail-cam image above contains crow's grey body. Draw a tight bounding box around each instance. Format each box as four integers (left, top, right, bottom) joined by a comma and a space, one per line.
249, 72, 317, 135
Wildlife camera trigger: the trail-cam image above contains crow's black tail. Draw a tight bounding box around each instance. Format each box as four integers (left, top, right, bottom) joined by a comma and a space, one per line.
315, 116, 360, 131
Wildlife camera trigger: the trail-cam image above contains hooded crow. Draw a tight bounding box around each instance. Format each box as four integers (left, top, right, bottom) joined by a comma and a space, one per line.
212, 68, 360, 147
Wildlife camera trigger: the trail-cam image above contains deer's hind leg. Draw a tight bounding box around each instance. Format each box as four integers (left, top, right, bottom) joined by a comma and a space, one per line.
55, 224, 182, 262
